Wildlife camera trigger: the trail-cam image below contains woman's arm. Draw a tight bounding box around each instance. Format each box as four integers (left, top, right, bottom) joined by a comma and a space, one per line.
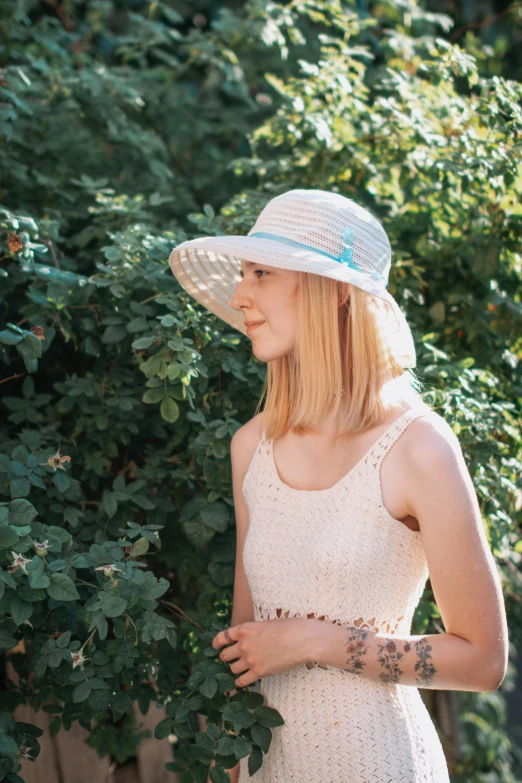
303, 624, 500, 691
302, 417, 509, 692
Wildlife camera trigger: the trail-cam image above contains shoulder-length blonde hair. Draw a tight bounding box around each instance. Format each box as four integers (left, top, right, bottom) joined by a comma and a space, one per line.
254, 271, 432, 442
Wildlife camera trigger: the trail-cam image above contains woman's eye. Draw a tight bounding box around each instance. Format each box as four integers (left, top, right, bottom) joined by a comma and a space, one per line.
254, 269, 268, 278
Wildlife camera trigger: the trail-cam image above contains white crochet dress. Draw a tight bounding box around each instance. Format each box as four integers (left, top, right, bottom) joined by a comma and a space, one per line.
238, 407, 450, 783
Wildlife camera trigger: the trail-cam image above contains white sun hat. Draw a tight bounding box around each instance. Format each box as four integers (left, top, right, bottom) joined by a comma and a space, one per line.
168, 189, 416, 368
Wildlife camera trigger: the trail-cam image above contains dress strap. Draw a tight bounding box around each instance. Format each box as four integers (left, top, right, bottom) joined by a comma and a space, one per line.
369, 407, 430, 465
241, 424, 268, 505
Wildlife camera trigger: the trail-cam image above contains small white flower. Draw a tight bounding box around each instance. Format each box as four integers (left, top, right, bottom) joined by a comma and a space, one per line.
47, 447, 71, 472
32, 539, 53, 555
95, 564, 122, 577
18, 742, 34, 760
10, 551, 33, 575
71, 650, 90, 669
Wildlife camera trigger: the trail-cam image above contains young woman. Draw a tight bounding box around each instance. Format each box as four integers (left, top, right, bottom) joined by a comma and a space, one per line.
169, 190, 508, 783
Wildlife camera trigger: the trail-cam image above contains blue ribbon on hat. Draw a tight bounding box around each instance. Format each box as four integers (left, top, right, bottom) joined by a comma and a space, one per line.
248, 229, 386, 284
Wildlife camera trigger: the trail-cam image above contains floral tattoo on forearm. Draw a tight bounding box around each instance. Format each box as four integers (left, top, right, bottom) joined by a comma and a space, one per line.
375, 637, 437, 687
345, 629, 437, 686
377, 639, 412, 684
414, 637, 436, 687
344, 626, 370, 674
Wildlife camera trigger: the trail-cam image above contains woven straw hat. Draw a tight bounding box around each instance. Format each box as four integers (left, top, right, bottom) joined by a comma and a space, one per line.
168, 189, 416, 368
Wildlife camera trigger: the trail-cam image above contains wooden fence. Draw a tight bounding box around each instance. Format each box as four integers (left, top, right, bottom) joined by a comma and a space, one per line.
6, 640, 178, 783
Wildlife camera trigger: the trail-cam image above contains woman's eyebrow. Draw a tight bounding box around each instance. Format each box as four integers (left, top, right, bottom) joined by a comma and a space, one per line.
239, 261, 255, 279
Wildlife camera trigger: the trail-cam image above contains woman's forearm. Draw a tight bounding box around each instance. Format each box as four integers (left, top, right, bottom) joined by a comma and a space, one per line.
303, 620, 503, 693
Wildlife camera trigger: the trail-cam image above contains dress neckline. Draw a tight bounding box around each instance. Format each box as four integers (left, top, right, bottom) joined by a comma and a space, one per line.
266, 407, 420, 495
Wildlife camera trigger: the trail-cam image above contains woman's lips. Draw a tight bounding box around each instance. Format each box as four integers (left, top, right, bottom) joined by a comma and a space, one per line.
246, 322, 264, 334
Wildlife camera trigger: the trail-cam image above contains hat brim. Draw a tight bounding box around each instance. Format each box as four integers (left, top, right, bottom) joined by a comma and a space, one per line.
168, 235, 416, 368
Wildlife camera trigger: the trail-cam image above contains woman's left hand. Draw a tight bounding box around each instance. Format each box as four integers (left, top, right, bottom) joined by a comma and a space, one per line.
211, 619, 319, 688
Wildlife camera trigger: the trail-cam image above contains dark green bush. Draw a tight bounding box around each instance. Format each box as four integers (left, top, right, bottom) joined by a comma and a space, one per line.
0, 1, 521, 781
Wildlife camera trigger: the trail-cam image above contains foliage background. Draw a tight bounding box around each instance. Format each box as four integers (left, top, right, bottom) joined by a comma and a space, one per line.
0, 0, 521, 781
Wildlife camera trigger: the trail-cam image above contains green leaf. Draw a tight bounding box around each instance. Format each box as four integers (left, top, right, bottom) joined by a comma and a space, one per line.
130, 536, 149, 556
0, 527, 20, 548
101, 325, 128, 344
200, 503, 229, 533
0, 329, 23, 346
215, 672, 236, 692
165, 627, 177, 649
97, 617, 108, 640
8, 499, 38, 527
0, 570, 17, 589
0, 628, 18, 653
254, 706, 285, 729
29, 570, 50, 589
247, 745, 263, 776
199, 674, 218, 699
129, 494, 155, 510
191, 744, 214, 763
140, 572, 169, 600
155, 718, 174, 740
53, 470, 71, 493
103, 491, 118, 518
89, 677, 111, 690
13, 720, 44, 738
233, 737, 251, 760
89, 689, 111, 712
132, 336, 155, 349
210, 766, 232, 783
216, 736, 235, 755
160, 397, 179, 423
241, 691, 264, 709
56, 631, 72, 648
72, 681, 92, 703
101, 595, 127, 617
141, 354, 163, 378
19, 585, 47, 602
126, 317, 149, 333
458, 357, 475, 368
250, 723, 272, 753
111, 691, 131, 715
143, 387, 165, 404
0, 735, 20, 755
11, 596, 34, 627
47, 573, 81, 602
10, 479, 31, 499
91, 650, 110, 665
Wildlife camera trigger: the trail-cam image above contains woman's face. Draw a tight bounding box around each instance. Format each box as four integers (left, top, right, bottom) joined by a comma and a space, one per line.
230, 261, 299, 361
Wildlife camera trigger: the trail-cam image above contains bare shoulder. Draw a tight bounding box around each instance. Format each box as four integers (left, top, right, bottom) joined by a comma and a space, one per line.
230, 412, 265, 476
401, 409, 470, 521
404, 408, 463, 469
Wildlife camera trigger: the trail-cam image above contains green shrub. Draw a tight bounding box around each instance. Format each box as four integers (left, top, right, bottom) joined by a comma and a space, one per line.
0, 1, 521, 781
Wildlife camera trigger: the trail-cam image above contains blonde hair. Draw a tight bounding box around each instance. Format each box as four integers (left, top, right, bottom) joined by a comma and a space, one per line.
254, 272, 432, 442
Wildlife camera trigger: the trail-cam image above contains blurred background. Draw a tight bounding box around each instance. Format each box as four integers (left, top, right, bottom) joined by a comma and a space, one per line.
0, 1, 521, 781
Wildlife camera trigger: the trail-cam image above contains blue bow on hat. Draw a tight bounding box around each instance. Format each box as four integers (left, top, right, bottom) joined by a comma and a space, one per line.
338, 228, 383, 282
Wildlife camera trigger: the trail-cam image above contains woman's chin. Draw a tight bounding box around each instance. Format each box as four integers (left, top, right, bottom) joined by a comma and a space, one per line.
252, 344, 290, 362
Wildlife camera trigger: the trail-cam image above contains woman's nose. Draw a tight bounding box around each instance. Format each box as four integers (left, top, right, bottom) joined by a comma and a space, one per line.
231, 278, 252, 312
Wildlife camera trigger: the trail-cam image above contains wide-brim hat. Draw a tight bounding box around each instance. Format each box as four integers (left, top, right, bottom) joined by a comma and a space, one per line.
168, 189, 416, 368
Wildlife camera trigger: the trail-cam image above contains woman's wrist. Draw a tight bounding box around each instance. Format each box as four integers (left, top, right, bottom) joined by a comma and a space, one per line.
300, 619, 330, 666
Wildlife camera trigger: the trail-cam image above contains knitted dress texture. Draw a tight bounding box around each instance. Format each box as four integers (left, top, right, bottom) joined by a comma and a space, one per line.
238, 407, 450, 783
